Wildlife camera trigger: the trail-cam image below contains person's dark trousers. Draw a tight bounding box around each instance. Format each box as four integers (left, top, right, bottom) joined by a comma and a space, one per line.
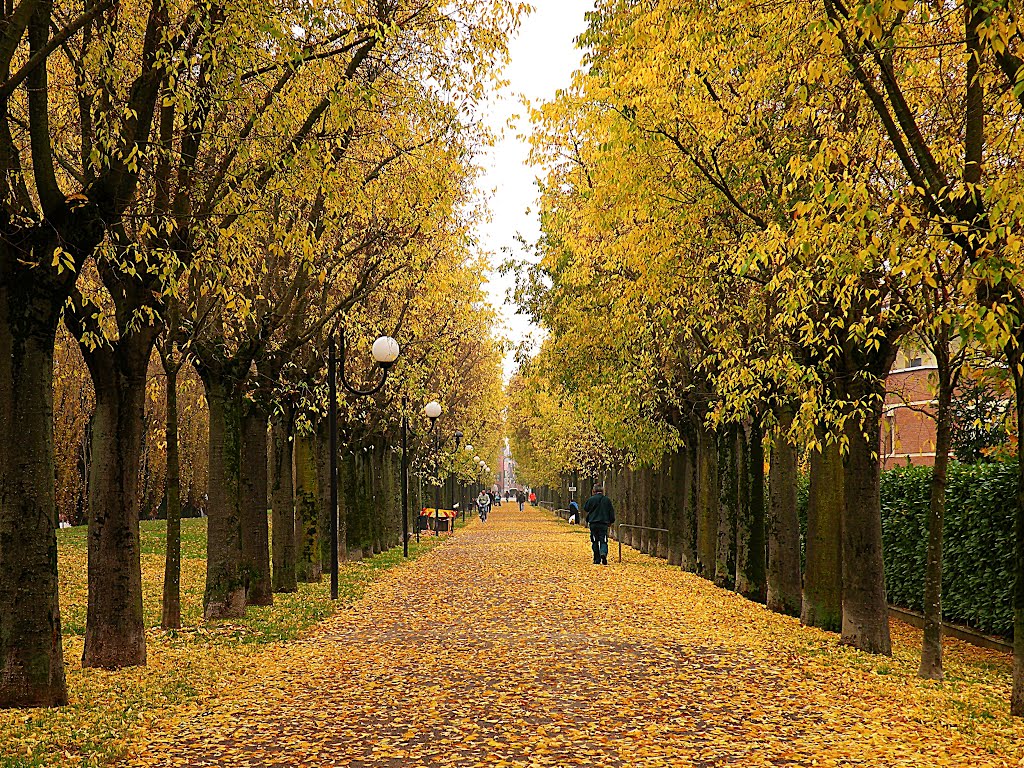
518, 501, 524, 511
590, 524, 609, 565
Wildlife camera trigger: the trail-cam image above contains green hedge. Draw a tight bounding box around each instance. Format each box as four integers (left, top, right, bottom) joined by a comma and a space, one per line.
880, 462, 1016, 638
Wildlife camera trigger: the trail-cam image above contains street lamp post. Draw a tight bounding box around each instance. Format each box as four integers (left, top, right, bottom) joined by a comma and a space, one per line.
450, 431, 463, 527
462, 443, 473, 521
329, 330, 399, 599
400, 396, 410, 557
472, 455, 480, 502
400, 400, 446, 554
425, 401, 441, 535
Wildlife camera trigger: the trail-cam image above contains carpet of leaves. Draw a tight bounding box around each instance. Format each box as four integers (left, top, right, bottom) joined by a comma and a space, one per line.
0, 518, 453, 768
123, 506, 1023, 767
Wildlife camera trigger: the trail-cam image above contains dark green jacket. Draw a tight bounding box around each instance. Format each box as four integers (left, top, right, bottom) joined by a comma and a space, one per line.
584, 493, 615, 526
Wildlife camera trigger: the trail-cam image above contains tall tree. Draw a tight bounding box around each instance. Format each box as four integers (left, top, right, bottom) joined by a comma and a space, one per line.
0, 0, 177, 703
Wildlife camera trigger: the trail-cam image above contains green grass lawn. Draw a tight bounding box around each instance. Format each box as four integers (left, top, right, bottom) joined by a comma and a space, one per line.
1, 515, 464, 768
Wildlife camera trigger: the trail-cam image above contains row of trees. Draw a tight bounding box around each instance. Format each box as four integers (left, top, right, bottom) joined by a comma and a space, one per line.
508, 0, 1024, 715
0, 0, 519, 708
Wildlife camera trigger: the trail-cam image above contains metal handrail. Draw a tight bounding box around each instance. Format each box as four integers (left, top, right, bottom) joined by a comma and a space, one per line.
612, 523, 670, 563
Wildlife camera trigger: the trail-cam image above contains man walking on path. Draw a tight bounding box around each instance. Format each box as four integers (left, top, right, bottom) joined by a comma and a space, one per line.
516, 489, 526, 512
584, 484, 615, 565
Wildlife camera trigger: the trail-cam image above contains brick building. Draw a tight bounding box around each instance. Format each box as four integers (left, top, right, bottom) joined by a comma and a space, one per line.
497, 442, 518, 494
881, 347, 943, 470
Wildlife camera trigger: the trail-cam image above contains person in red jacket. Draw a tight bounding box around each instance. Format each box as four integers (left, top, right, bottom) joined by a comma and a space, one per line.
528, 490, 537, 504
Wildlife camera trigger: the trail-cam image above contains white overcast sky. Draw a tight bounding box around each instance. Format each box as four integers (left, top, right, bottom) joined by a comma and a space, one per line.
476, 1, 595, 380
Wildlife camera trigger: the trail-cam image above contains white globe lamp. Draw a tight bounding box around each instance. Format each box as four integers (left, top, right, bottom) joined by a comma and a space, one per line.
371, 336, 400, 368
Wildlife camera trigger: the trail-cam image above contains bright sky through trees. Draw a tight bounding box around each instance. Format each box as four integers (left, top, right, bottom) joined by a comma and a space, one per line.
478, 0, 594, 380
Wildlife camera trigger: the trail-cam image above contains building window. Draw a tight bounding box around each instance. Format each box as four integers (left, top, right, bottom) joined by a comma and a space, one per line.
909, 356, 923, 368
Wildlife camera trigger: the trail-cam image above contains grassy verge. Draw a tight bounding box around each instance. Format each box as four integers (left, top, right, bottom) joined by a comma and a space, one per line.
0, 517, 462, 768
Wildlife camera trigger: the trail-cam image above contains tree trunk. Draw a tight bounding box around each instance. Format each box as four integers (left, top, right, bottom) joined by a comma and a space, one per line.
919, 358, 953, 680
716, 426, 737, 589
201, 379, 247, 619
162, 356, 182, 629
767, 407, 802, 617
840, 397, 892, 655
640, 467, 652, 555
344, 450, 366, 559
316, 422, 333, 569
803, 431, 844, 632
682, 435, 699, 572
270, 407, 297, 593
1008, 348, 1023, 716
739, 417, 767, 603
736, 425, 751, 594
295, 433, 322, 582
0, 298, 67, 707
81, 341, 150, 669
654, 462, 669, 562
340, 450, 357, 559
696, 420, 719, 579
667, 450, 684, 567
369, 447, 383, 554
240, 406, 272, 606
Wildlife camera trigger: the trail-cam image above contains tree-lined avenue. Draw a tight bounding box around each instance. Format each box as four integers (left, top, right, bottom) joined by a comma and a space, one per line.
134, 506, 1023, 767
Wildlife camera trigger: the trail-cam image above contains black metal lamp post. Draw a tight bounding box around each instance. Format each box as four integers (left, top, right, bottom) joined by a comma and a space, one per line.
405, 401, 442, 544
400, 396, 410, 556
400, 400, 450, 555
425, 401, 441, 535
462, 443, 473, 521
329, 330, 399, 600
450, 431, 463, 526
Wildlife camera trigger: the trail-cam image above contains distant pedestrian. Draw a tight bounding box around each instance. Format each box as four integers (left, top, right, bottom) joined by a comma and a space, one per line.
584, 484, 615, 565
516, 489, 526, 512
529, 490, 537, 504
568, 499, 580, 525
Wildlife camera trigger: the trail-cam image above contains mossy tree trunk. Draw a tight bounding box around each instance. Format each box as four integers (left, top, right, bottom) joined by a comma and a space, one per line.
716, 426, 738, 590
696, 420, 719, 579
200, 377, 247, 619
0, 283, 67, 706
240, 405, 272, 606
78, 335, 151, 669
919, 340, 955, 680
683, 433, 699, 572
270, 407, 297, 593
316, 423, 332, 571
767, 406, 802, 617
656, 462, 670, 559
1006, 342, 1023, 716
161, 341, 183, 628
803, 428, 844, 632
667, 452, 682, 566
295, 433, 322, 583
344, 450, 368, 559
738, 417, 767, 603
640, 467, 652, 555
840, 387, 892, 656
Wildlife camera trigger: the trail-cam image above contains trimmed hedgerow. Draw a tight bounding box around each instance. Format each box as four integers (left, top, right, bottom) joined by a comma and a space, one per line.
880, 462, 1015, 638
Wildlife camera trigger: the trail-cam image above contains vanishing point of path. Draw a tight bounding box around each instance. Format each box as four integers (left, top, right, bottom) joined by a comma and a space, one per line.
135, 506, 1022, 767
